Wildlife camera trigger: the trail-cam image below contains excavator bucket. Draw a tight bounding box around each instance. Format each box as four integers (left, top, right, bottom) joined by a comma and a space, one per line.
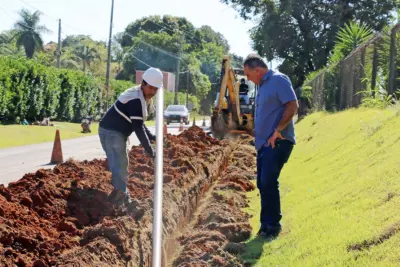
210, 55, 250, 140
211, 112, 228, 140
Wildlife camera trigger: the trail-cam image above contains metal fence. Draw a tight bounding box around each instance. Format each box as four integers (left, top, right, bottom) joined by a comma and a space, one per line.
302, 23, 400, 113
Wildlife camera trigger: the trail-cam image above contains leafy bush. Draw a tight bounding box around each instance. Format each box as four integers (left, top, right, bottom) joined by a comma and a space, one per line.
0, 56, 136, 123
0, 56, 202, 123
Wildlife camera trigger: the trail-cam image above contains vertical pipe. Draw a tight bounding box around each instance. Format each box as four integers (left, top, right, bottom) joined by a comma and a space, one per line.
152, 86, 164, 267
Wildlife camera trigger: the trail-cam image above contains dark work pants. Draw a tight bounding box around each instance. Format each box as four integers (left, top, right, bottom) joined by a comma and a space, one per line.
257, 140, 294, 229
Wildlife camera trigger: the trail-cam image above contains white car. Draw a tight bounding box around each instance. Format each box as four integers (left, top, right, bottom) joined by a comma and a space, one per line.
163, 105, 190, 125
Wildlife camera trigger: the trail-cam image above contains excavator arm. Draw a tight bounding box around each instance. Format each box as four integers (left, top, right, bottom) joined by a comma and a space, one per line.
211, 56, 250, 139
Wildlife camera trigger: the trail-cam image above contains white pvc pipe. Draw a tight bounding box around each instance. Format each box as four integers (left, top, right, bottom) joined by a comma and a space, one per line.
152, 86, 164, 267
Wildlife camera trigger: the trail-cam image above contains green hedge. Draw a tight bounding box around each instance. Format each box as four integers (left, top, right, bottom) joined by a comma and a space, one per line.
0, 56, 202, 123
0, 56, 134, 123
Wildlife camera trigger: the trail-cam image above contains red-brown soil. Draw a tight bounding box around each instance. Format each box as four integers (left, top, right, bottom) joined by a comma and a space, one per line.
172, 140, 257, 267
0, 127, 256, 267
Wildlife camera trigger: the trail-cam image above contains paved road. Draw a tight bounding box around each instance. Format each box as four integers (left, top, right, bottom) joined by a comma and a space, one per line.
0, 121, 211, 186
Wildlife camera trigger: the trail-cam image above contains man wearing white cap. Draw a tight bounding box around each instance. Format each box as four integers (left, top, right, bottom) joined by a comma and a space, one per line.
99, 67, 163, 202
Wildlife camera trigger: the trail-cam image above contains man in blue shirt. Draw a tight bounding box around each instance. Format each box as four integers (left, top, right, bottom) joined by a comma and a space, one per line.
243, 54, 299, 239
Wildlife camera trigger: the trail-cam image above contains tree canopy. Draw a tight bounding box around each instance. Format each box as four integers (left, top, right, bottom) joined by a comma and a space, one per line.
220, 0, 397, 88
1, 11, 242, 114
13, 9, 51, 58
116, 15, 237, 112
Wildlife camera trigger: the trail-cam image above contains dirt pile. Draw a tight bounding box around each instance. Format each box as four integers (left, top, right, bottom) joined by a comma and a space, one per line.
172, 142, 257, 267
0, 126, 238, 266
0, 159, 115, 267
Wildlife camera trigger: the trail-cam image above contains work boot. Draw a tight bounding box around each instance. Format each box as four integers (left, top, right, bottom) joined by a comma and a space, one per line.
108, 189, 132, 204
257, 225, 282, 239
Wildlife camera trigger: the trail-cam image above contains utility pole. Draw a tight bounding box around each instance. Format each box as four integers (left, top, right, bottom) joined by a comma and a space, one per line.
56, 19, 61, 68
186, 70, 190, 107
174, 34, 184, 105
105, 0, 115, 110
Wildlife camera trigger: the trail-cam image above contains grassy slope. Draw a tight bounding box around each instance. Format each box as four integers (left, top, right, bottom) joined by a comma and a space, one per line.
243, 107, 400, 266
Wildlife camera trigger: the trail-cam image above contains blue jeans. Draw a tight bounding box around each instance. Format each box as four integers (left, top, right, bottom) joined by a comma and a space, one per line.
257, 140, 294, 229
98, 127, 129, 196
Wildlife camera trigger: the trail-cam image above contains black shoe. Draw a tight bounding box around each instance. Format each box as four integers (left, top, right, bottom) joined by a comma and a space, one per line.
257, 225, 282, 239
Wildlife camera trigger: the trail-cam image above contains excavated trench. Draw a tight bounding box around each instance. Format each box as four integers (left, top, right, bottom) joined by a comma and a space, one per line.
0, 127, 256, 267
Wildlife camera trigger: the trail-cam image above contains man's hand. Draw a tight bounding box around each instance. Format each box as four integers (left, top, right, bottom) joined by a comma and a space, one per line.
267, 129, 285, 149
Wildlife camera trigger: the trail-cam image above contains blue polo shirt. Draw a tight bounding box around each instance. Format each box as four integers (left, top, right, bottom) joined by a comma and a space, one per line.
254, 70, 297, 150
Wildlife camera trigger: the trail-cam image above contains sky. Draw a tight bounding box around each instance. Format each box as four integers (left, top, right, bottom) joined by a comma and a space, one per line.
0, 0, 259, 59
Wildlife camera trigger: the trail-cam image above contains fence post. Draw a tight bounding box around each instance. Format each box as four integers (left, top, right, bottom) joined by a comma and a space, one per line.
349, 56, 357, 107
334, 65, 341, 111
312, 78, 317, 110
319, 71, 325, 110
388, 26, 398, 95
371, 43, 379, 97
357, 48, 366, 106
339, 61, 346, 110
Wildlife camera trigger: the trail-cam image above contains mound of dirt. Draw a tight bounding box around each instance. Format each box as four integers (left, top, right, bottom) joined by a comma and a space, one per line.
0, 126, 234, 267
172, 142, 256, 266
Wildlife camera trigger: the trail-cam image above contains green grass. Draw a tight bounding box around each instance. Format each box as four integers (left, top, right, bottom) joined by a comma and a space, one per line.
0, 115, 210, 149
242, 106, 400, 266
0, 122, 100, 149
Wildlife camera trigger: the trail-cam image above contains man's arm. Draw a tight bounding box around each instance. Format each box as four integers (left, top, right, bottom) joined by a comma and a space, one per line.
267, 76, 298, 148
276, 75, 298, 131
276, 100, 298, 131
143, 124, 156, 142
128, 99, 155, 157
132, 121, 154, 157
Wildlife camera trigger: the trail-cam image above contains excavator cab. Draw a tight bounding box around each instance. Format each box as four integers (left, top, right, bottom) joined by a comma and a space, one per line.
234, 69, 257, 115
211, 56, 257, 139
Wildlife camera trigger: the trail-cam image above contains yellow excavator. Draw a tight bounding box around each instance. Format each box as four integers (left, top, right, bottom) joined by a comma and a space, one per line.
210, 55, 258, 139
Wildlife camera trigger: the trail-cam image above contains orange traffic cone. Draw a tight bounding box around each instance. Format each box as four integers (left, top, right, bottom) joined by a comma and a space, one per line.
179, 118, 184, 131
50, 129, 63, 164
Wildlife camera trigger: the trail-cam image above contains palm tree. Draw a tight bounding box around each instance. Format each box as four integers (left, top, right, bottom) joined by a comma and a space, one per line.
74, 44, 101, 72
328, 21, 374, 65
14, 9, 51, 58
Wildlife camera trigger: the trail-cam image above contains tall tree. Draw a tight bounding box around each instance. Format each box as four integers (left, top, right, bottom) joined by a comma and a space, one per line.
74, 44, 102, 72
120, 15, 196, 48
59, 35, 108, 76
220, 0, 397, 88
230, 53, 244, 69
13, 9, 51, 58
116, 15, 237, 113
196, 25, 230, 53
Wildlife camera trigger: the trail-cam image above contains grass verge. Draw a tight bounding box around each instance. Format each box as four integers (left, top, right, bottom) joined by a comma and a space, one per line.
0, 115, 211, 149
242, 106, 400, 266
0, 122, 100, 149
